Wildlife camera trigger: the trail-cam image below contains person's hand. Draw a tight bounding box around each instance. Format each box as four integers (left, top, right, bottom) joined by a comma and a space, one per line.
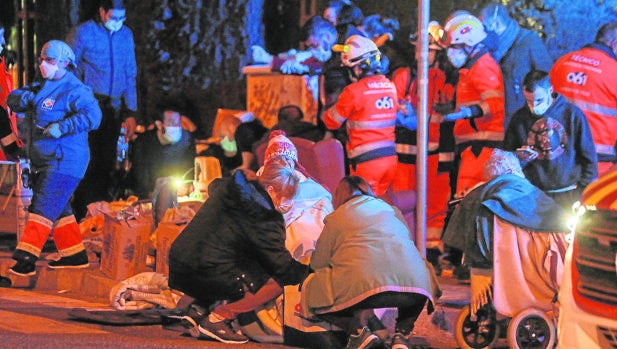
516, 146, 539, 163
294, 50, 313, 62
395, 101, 418, 131
443, 106, 473, 122
251, 45, 273, 64
280, 60, 309, 74
122, 116, 137, 139
43, 123, 62, 138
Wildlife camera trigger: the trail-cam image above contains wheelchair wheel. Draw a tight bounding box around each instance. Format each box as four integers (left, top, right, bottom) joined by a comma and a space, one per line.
454, 304, 500, 349
507, 308, 556, 349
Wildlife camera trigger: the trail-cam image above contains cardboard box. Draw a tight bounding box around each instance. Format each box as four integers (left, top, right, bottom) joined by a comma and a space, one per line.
243, 67, 318, 128
154, 221, 187, 276
0, 160, 32, 239
100, 216, 153, 281
0, 194, 30, 238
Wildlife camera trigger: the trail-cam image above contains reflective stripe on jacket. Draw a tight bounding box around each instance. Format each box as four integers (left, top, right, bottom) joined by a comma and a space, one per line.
551, 43, 617, 163
454, 52, 505, 144
323, 75, 397, 159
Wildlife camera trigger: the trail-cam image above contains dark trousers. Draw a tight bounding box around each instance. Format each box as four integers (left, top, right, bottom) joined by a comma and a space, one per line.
317, 292, 428, 336
72, 97, 122, 220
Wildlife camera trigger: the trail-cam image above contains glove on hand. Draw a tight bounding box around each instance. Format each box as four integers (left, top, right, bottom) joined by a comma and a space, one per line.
443, 106, 473, 122
395, 101, 418, 131
25, 81, 43, 94
280, 59, 309, 74
44, 123, 62, 138
251, 45, 273, 64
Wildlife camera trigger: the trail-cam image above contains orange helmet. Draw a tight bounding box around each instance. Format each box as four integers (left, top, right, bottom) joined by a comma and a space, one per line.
409, 20, 446, 50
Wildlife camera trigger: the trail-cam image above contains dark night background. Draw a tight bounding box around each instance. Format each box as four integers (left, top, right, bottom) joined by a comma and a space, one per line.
1, 0, 616, 138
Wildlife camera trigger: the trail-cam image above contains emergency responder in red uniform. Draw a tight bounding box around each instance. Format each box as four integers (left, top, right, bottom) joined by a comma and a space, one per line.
0, 23, 21, 161
391, 21, 455, 253
323, 35, 397, 196
441, 11, 505, 198
550, 22, 617, 176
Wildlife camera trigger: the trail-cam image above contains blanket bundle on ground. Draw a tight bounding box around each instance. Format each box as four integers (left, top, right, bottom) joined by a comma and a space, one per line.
110, 272, 183, 310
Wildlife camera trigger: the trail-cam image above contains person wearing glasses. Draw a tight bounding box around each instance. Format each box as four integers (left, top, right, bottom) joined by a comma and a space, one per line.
5, 40, 102, 277
66, 0, 139, 220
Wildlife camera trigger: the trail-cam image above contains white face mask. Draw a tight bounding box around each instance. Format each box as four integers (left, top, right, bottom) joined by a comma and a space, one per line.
525, 88, 553, 116
39, 60, 59, 79
162, 126, 182, 144
447, 47, 468, 68
105, 20, 123, 33
220, 136, 237, 154
531, 98, 551, 116
276, 199, 293, 214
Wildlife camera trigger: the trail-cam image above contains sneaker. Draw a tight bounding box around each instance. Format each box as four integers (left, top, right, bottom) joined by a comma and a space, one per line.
47, 250, 89, 269
9, 259, 36, 276
9, 249, 38, 276
453, 264, 471, 284
163, 305, 206, 337
198, 316, 249, 344
345, 327, 384, 349
391, 332, 410, 349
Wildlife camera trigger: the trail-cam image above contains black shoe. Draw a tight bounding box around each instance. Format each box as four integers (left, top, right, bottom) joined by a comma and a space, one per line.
198, 316, 249, 344
391, 332, 410, 349
48, 250, 89, 269
0, 276, 11, 287
9, 249, 38, 276
453, 264, 470, 284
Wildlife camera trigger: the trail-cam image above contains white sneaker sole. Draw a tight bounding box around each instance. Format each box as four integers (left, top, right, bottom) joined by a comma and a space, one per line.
198, 325, 249, 344
47, 263, 90, 270
8, 268, 36, 277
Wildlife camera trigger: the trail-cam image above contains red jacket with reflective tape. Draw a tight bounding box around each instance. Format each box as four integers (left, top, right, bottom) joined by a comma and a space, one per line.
454, 52, 505, 144
323, 74, 397, 159
551, 43, 617, 163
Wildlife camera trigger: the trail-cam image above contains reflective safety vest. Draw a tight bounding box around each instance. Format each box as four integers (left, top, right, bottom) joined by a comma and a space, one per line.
323, 74, 397, 161
551, 43, 617, 164
391, 66, 455, 170
454, 52, 505, 144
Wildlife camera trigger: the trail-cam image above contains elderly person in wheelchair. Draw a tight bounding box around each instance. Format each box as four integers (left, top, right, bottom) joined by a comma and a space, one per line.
443, 149, 569, 349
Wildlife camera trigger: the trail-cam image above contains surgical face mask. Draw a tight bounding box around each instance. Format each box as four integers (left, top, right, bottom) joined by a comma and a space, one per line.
525, 88, 553, 116
311, 46, 332, 63
162, 126, 182, 144
220, 136, 237, 154
105, 20, 123, 32
39, 60, 59, 79
447, 47, 468, 68
276, 199, 293, 214
531, 98, 551, 116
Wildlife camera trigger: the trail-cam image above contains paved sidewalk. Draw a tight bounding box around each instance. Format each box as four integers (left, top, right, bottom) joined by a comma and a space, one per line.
0, 232, 511, 348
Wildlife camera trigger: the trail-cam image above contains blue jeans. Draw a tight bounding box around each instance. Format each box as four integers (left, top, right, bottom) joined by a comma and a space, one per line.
29, 169, 81, 221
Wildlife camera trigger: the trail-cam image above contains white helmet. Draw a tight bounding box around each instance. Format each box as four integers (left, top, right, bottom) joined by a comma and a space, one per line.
443, 11, 487, 47
335, 35, 381, 68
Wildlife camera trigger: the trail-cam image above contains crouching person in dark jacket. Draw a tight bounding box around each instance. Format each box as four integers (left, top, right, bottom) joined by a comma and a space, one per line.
168, 167, 308, 344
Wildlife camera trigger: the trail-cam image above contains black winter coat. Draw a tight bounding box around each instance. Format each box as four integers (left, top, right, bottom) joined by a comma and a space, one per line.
168, 170, 307, 304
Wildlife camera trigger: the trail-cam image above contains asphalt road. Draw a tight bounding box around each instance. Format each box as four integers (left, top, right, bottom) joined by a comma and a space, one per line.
0, 275, 514, 349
